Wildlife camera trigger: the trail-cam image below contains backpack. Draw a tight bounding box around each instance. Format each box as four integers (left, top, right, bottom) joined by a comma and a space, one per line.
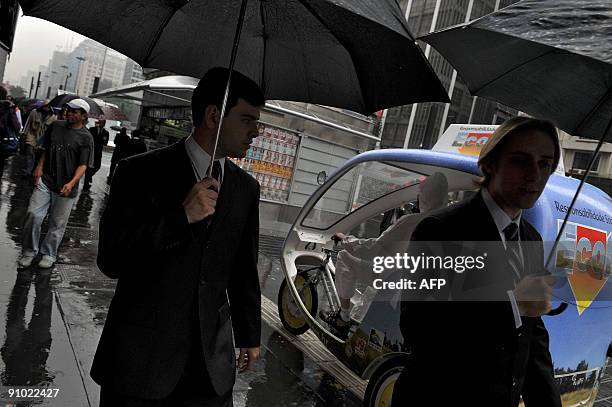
0, 103, 20, 153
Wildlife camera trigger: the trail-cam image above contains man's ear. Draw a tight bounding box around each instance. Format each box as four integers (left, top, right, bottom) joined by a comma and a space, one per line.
480, 159, 494, 178
204, 105, 220, 129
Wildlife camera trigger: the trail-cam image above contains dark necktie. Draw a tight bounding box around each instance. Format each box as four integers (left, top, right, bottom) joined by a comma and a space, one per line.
503, 223, 523, 283
208, 160, 222, 190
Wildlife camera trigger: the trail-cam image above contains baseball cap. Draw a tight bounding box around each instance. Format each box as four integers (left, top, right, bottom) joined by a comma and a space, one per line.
65, 98, 90, 114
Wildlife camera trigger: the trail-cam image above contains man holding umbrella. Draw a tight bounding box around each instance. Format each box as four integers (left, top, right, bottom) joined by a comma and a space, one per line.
92, 68, 264, 407
393, 117, 562, 406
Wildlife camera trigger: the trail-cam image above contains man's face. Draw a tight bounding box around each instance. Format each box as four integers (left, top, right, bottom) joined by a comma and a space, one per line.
486, 129, 556, 214
217, 98, 261, 158
65, 108, 86, 125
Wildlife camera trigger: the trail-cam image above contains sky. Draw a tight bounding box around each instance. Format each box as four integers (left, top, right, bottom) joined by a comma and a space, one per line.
4, 15, 84, 85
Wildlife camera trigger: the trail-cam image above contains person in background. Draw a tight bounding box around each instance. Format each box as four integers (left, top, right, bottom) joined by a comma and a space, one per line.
21, 101, 56, 177
127, 128, 147, 157
107, 127, 130, 184
322, 173, 449, 337
17, 99, 94, 269
84, 119, 109, 188
7, 96, 23, 132
0, 86, 22, 178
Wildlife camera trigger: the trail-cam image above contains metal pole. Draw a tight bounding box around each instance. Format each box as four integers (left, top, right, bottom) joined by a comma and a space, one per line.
29, 76, 34, 98
64, 73, 71, 92
208, 0, 249, 177
75, 56, 86, 95
34, 72, 41, 98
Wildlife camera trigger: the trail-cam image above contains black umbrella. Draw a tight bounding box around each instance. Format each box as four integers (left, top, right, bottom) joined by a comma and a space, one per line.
18, 0, 448, 116
421, 0, 612, 313
421, 0, 612, 143
48, 94, 104, 118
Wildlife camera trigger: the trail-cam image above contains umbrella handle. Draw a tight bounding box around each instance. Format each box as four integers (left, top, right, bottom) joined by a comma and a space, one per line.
546, 302, 568, 316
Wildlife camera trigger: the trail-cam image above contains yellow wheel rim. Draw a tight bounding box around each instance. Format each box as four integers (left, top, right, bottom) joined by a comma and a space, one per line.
374, 373, 398, 407
282, 275, 313, 329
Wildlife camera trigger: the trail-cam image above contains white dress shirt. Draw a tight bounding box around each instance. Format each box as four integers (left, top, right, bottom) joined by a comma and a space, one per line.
184, 135, 225, 188
481, 188, 524, 329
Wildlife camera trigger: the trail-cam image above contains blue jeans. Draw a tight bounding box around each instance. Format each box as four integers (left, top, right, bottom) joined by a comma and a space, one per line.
22, 180, 75, 260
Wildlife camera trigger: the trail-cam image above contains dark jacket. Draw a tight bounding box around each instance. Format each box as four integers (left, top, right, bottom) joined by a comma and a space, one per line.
0, 100, 21, 151
89, 126, 109, 169
110, 132, 130, 163
394, 191, 561, 407
91, 140, 261, 399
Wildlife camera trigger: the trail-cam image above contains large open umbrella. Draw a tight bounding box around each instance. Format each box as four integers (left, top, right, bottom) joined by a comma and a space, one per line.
18, 0, 448, 116
421, 0, 612, 144
48, 94, 104, 118
421, 0, 612, 313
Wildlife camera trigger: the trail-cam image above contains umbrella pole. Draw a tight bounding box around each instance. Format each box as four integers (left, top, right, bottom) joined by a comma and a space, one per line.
208, 0, 249, 178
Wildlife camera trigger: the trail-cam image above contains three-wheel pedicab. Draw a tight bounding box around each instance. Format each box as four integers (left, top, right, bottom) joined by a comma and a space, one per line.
277, 129, 612, 407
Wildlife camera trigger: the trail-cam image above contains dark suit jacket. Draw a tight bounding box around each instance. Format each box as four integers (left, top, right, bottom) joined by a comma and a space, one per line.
91, 140, 261, 399
88, 126, 109, 169
394, 191, 560, 407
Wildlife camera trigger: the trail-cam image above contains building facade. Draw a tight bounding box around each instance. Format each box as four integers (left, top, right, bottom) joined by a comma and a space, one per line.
382, 0, 520, 149
122, 58, 145, 86
0, 49, 7, 83
65, 39, 127, 96
38, 50, 69, 99
559, 132, 612, 196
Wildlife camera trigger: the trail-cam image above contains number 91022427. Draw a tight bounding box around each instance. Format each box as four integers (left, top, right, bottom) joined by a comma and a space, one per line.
1, 387, 59, 400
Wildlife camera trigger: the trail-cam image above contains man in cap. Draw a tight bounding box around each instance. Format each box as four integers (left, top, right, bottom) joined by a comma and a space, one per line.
392, 116, 561, 406
18, 98, 94, 269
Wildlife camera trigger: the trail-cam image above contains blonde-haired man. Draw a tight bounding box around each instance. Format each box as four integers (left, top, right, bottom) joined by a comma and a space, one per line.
393, 117, 562, 407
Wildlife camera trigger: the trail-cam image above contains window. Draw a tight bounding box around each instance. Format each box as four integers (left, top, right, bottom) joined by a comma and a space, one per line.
572, 151, 600, 172
301, 161, 424, 230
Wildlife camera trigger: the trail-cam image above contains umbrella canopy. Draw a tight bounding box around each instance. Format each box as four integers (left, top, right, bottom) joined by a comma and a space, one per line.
98, 103, 129, 121
18, 0, 449, 115
20, 98, 45, 111
421, 0, 612, 142
48, 94, 104, 118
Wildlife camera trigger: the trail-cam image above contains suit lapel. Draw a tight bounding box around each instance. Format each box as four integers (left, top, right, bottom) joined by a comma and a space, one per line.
469, 192, 502, 242
156, 139, 197, 204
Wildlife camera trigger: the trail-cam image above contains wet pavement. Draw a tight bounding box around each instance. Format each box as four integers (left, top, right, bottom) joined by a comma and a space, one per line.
0, 151, 362, 407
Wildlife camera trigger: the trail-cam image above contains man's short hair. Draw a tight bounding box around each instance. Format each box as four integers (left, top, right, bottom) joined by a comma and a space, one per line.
191, 67, 265, 127
0, 86, 8, 100
477, 116, 560, 187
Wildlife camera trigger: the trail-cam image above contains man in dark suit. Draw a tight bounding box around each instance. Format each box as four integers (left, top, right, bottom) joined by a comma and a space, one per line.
392, 117, 562, 406
84, 119, 109, 187
91, 68, 264, 407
